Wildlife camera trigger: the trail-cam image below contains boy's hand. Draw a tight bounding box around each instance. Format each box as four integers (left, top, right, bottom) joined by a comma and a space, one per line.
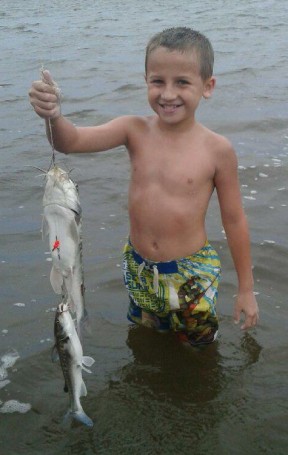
29, 70, 61, 120
233, 290, 259, 330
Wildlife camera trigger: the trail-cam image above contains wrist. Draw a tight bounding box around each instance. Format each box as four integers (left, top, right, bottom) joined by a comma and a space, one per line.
238, 287, 254, 295
237, 286, 254, 294
237, 272, 254, 294
47, 112, 62, 124
237, 278, 254, 293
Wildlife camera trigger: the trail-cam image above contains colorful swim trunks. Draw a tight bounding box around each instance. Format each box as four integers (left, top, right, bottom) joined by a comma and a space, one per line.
122, 240, 221, 346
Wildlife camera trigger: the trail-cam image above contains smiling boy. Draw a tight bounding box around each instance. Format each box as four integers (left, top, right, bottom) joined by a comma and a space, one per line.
29, 27, 259, 346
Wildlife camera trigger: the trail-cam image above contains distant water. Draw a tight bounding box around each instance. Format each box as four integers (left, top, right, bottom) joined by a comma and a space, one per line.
0, 0, 288, 454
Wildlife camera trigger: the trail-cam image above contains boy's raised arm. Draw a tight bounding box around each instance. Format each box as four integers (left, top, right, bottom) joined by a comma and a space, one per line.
29, 70, 129, 154
214, 140, 259, 330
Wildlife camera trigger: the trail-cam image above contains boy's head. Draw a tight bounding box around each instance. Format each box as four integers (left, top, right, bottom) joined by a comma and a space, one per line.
145, 27, 214, 81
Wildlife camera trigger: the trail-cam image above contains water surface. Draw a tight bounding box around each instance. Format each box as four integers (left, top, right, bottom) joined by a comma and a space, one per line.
0, 1, 288, 453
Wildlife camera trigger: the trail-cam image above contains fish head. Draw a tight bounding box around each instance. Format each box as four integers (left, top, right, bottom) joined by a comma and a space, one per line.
54, 302, 74, 340
47, 165, 69, 182
45, 166, 70, 199
43, 166, 81, 215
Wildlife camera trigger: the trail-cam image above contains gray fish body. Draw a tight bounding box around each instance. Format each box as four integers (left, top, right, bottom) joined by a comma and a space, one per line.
43, 166, 87, 331
54, 302, 94, 427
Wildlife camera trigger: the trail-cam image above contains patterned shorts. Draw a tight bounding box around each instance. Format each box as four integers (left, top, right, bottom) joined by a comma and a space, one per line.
122, 240, 221, 347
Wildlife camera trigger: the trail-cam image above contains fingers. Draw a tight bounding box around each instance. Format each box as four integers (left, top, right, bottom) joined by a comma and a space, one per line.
29, 83, 58, 103
31, 103, 60, 120
233, 293, 259, 331
29, 78, 58, 100
240, 313, 258, 330
233, 307, 240, 325
41, 70, 61, 98
29, 79, 61, 119
239, 307, 259, 330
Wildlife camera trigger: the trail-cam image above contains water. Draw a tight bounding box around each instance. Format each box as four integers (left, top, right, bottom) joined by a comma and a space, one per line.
0, 0, 288, 453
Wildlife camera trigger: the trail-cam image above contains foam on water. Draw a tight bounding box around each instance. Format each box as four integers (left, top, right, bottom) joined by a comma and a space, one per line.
0, 379, 10, 389
0, 366, 7, 381
0, 350, 19, 382
0, 400, 31, 414
1, 350, 20, 370
0, 351, 32, 414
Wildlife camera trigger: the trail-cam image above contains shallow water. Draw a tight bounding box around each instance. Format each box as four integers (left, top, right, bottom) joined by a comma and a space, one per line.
0, 0, 288, 453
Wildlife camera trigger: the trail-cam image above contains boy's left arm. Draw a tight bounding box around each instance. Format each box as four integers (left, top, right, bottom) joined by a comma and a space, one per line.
214, 140, 259, 330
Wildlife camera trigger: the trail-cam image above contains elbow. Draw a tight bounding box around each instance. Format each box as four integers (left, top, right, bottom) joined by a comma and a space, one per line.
53, 141, 77, 155
57, 147, 71, 155
222, 213, 249, 234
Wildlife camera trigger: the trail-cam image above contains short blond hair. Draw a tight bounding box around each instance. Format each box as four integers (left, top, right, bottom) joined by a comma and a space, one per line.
145, 27, 214, 81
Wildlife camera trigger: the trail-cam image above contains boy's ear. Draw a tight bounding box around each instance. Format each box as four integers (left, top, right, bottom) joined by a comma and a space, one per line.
203, 76, 216, 99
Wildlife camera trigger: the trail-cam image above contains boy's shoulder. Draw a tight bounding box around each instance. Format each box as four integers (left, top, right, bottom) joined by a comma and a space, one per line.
118, 114, 152, 128
201, 125, 236, 159
114, 114, 153, 137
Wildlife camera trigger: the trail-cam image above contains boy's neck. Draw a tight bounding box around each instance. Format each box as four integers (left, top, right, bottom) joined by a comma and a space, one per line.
156, 115, 198, 134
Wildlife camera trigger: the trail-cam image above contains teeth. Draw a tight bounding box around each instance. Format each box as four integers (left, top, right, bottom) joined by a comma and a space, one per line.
162, 104, 179, 109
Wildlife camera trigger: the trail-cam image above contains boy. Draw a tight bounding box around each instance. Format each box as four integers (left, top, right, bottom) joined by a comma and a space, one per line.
29, 27, 259, 347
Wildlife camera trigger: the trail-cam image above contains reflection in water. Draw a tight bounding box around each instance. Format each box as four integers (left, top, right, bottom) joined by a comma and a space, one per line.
96, 326, 263, 452
121, 326, 262, 406
124, 326, 223, 405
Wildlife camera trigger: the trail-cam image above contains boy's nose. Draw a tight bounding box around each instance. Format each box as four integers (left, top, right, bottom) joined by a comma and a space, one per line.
161, 84, 177, 101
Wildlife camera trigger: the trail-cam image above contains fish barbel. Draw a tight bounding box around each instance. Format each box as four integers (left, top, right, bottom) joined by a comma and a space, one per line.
53, 302, 94, 427
42, 165, 87, 332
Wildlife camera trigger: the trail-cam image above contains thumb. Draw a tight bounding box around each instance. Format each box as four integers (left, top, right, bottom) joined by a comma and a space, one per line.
41, 69, 61, 99
41, 69, 54, 86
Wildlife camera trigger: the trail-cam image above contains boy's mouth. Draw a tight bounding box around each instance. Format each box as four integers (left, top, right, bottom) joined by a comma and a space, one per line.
159, 103, 182, 113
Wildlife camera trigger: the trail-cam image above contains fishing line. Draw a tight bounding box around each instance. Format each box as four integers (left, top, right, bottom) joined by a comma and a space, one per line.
48, 118, 56, 168
40, 65, 61, 169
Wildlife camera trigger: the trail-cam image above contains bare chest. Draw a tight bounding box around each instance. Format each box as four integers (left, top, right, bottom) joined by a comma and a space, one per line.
130, 140, 215, 196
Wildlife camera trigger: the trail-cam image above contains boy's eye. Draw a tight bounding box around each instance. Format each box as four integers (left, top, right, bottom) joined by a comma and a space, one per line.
150, 79, 163, 84
177, 79, 189, 85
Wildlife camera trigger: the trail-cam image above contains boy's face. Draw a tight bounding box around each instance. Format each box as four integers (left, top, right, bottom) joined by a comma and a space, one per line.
145, 46, 215, 127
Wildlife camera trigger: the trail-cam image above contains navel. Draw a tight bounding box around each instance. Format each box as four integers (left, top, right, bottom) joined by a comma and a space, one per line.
152, 241, 159, 250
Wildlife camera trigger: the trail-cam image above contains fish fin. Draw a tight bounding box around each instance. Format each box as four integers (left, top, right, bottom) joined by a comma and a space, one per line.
64, 269, 74, 295
69, 219, 80, 243
50, 266, 63, 294
82, 366, 92, 374
82, 356, 95, 368
51, 345, 59, 362
42, 215, 49, 239
80, 380, 87, 396
64, 409, 93, 428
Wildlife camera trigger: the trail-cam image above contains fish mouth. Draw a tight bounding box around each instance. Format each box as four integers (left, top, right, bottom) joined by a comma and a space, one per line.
58, 302, 70, 313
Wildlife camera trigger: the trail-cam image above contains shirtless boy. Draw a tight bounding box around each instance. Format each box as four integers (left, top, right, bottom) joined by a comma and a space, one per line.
29, 27, 259, 346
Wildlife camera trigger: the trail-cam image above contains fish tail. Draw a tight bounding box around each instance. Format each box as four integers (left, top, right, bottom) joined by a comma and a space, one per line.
64, 409, 93, 428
